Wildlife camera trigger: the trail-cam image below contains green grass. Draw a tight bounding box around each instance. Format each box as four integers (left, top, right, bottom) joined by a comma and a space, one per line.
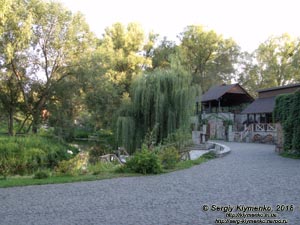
280, 152, 300, 159
0, 172, 139, 188
0, 151, 217, 188
0, 135, 78, 177
164, 151, 216, 172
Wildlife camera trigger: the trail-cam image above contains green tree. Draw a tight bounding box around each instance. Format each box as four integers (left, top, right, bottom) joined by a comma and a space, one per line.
256, 34, 300, 87
29, 1, 94, 133
239, 34, 300, 93
237, 51, 261, 97
116, 67, 196, 152
178, 25, 240, 92
85, 77, 120, 129
151, 37, 176, 69
0, 0, 13, 35
0, 0, 33, 135
0, 73, 22, 135
143, 32, 159, 60
82, 23, 153, 130
47, 76, 82, 140
97, 22, 151, 93
0, 0, 95, 134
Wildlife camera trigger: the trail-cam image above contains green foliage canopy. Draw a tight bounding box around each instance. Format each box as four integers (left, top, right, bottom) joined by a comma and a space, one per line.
178, 25, 240, 92
0, 0, 95, 134
116, 68, 196, 152
239, 34, 300, 94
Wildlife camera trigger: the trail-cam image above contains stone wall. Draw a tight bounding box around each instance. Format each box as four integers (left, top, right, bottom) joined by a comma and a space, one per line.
275, 123, 284, 153
207, 117, 225, 139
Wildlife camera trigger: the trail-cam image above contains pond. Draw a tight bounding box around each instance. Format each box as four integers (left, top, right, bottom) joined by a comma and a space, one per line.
69, 140, 102, 152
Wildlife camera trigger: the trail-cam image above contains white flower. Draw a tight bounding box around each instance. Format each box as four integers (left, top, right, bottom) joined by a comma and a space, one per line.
67, 150, 73, 155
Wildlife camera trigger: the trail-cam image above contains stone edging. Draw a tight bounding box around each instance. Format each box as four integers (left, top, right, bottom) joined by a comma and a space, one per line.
207, 141, 231, 157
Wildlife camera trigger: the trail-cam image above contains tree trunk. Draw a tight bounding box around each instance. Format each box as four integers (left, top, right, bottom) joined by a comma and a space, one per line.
32, 114, 39, 134
8, 109, 14, 136
31, 95, 47, 134
17, 115, 30, 134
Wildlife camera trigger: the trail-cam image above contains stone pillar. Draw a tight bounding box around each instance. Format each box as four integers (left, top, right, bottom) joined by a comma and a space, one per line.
192, 131, 201, 144
275, 123, 284, 153
203, 124, 207, 134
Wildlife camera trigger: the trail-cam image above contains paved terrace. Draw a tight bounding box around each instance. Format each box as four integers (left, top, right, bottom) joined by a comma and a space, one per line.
0, 142, 299, 225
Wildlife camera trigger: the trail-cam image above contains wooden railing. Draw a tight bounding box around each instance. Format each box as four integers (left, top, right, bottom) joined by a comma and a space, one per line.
240, 125, 251, 141
254, 123, 276, 132
238, 123, 276, 142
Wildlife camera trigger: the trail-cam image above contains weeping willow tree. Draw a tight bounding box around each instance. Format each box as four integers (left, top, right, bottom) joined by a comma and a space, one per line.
116, 68, 197, 153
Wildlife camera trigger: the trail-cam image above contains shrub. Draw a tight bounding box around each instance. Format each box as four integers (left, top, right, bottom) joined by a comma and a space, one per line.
34, 170, 50, 179
24, 148, 47, 173
55, 153, 88, 176
202, 151, 217, 159
74, 129, 90, 139
88, 162, 116, 175
163, 129, 193, 150
114, 164, 130, 173
96, 129, 115, 147
158, 146, 180, 169
88, 146, 109, 164
54, 159, 77, 176
273, 93, 300, 152
0, 157, 16, 179
0, 136, 77, 176
291, 91, 300, 152
125, 145, 162, 174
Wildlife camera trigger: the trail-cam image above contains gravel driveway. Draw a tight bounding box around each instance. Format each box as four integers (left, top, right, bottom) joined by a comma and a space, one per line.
1, 142, 300, 225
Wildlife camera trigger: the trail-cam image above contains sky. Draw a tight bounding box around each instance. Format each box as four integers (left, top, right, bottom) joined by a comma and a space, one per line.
60, 0, 300, 52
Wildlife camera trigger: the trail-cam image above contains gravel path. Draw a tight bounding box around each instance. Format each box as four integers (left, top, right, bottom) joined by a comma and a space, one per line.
1, 142, 300, 225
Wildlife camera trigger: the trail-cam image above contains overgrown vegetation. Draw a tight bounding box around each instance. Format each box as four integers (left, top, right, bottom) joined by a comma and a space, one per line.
0, 144, 217, 187
158, 146, 180, 169
274, 91, 300, 154
0, 136, 77, 178
125, 145, 162, 174
116, 68, 197, 153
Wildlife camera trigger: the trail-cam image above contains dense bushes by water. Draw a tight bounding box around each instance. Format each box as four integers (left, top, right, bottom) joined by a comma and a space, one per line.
0, 136, 77, 178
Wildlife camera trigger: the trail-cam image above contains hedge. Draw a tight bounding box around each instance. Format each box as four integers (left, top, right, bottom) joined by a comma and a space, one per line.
274, 91, 300, 152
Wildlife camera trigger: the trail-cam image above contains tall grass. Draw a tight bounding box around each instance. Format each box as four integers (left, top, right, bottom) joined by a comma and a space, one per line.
0, 135, 77, 177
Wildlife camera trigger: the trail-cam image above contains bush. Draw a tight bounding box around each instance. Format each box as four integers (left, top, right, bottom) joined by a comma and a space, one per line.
34, 170, 50, 179
125, 145, 162, 174
114, 164, 130, 173
291, 91, 300, 152
55, 153, 88, 176
96, 129, 115, 147
24, 148, 47, 173
163, 129, 193, 150
202, 151, 217, 159
0, 136, 77, 177
74, 129, 90, 139
88, 146, 110, 164
88, 162, 116, 175
0, 157, 16, 179
158, 146, 180, 169
274, 91, 300, 152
